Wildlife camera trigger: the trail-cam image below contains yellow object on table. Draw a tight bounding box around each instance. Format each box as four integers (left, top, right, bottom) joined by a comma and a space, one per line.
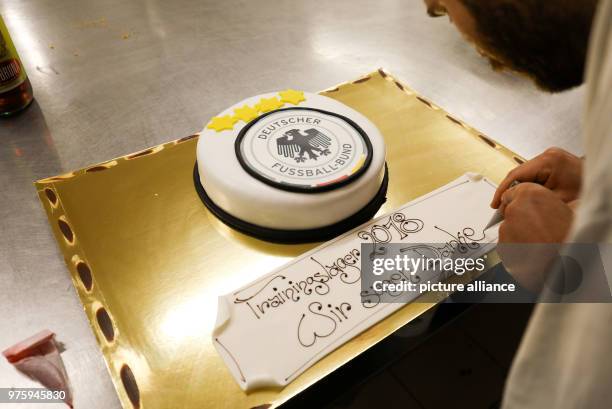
35, 69, 522, 409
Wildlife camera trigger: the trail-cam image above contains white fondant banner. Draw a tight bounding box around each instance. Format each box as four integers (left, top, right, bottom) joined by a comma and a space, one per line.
213, 173, 500, 390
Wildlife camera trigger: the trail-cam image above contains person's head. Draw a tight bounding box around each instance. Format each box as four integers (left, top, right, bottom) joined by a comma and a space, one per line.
424, 0, 599, 92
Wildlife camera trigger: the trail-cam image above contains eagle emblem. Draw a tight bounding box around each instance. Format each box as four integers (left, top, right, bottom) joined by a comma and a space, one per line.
276, 128, 332, 163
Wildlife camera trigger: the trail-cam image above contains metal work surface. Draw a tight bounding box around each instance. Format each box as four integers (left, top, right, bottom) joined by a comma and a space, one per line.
0, 1, 583, 409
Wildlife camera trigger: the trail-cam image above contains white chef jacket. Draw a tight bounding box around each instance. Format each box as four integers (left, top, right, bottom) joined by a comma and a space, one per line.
502, 0, 612, 408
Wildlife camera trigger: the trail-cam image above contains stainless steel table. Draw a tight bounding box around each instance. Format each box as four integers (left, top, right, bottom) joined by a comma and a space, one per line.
0, 1, 584, 408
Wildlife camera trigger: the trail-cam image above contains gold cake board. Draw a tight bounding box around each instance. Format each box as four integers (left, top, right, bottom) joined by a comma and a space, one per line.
36, 69, 523, 409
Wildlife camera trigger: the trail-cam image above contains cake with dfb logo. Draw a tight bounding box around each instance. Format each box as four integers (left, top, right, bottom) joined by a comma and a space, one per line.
194, 90, 388, 243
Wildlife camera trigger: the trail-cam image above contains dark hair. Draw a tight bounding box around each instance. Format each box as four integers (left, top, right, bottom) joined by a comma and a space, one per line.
460, 0, 598, 92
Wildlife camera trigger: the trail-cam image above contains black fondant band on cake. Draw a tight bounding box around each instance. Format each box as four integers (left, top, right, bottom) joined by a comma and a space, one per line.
193, 162, 389, 244
234, 107, 374, 194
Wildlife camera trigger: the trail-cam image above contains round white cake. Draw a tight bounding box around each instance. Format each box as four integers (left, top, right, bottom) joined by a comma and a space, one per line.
195, 89, 387, 242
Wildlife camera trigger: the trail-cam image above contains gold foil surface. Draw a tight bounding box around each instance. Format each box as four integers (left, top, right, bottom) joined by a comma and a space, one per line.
35, 70, 523, 409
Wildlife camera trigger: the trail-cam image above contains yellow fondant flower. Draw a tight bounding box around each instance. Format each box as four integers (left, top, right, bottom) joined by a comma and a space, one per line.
207, 115, 237, 132
233, 105, 259, 123
255, 97, 284, 113
278, 89, 306, 105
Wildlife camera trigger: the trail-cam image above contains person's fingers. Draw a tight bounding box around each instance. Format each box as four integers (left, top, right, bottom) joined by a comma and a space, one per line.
500, 182, 547, 217
498, 182, 533, 215
498, 187, 514, 216
491, 168, 522, 208
490, 157, 546, 208
491, 176, 512, 209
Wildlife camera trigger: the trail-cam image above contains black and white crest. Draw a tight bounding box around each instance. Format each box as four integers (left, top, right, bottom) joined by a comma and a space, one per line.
236, 107, 372, 192
276, 128, 332, 163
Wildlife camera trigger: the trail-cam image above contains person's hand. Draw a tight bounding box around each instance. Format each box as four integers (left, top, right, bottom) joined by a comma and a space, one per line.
497, 183, 574, 292
491, 147, 583, 208
498, 182, 574, 243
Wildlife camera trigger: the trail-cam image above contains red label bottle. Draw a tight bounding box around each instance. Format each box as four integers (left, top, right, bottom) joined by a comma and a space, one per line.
0, 15, 33, 116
